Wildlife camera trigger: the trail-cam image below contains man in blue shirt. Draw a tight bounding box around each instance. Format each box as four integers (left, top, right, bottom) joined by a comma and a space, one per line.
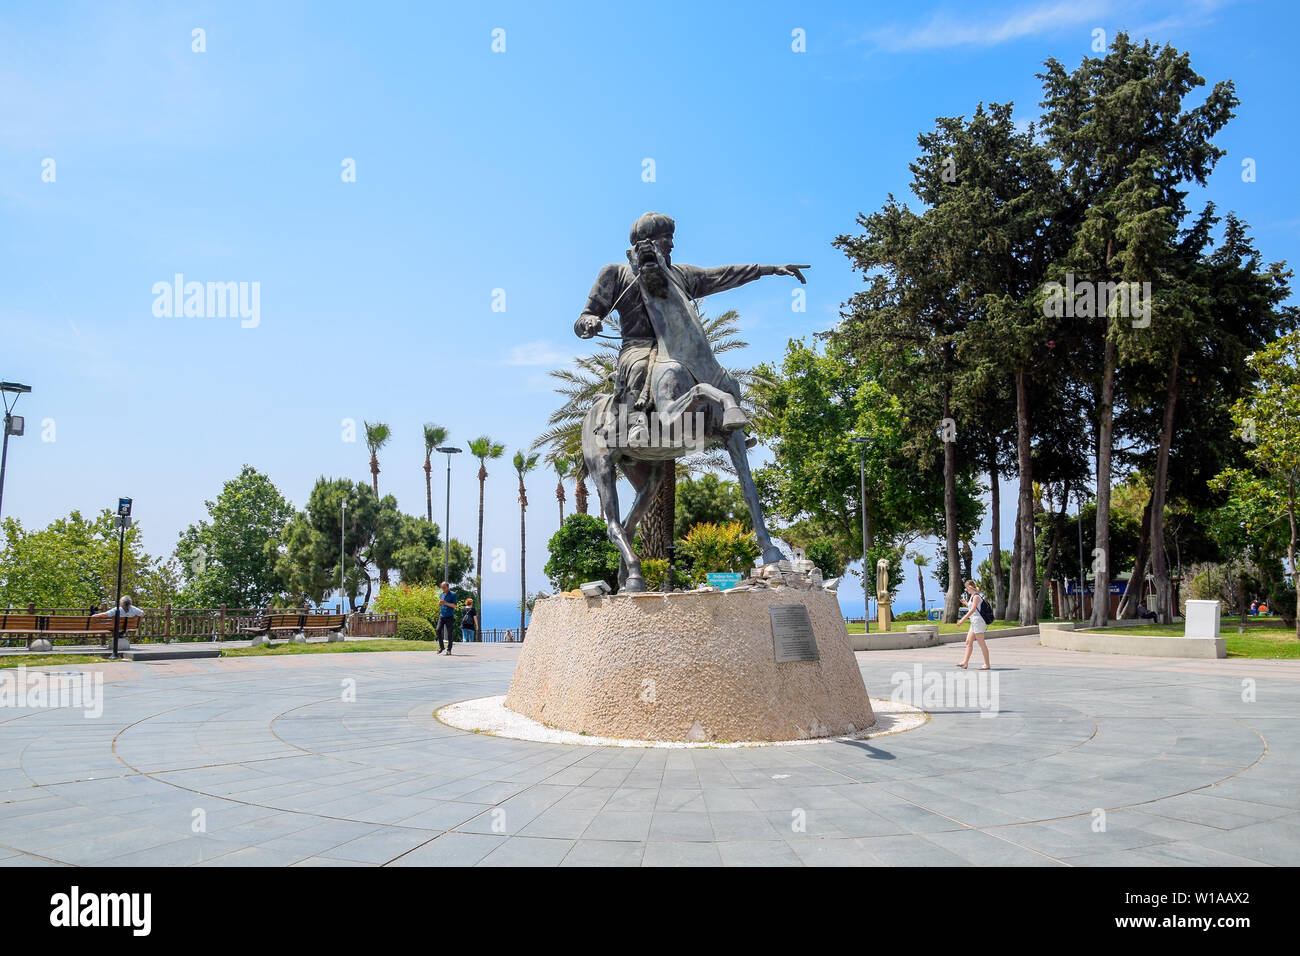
437, 581, 457, 655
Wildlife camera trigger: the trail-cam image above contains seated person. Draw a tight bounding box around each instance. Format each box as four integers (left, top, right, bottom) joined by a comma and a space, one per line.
94, 596, 145, 621
1135, 601, 1158, 622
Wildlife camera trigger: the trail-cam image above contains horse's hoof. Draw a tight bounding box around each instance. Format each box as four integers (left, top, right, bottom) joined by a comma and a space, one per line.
622, 576, 645, 593
723, 407, 749, 430
761, 546, 785, 566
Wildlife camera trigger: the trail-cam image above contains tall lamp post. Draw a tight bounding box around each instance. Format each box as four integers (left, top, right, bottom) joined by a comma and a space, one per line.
0, 382, 33, 522
436, 446, 462, 586
111, 498, 132, 659
850, 437, 870, 633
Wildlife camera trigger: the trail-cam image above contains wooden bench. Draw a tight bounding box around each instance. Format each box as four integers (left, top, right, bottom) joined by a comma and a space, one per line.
0, 613, 141, 648
239, 612, 348, 641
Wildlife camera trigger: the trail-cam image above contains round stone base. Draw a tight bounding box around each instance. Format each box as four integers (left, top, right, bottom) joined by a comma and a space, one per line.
503, 588, 873, 742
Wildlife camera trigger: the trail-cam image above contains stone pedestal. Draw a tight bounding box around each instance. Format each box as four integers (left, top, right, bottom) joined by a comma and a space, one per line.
1185, 600, 1222, 640
504, 589, 872, 742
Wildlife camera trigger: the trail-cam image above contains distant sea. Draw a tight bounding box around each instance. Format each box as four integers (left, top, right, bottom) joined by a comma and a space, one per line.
477, 598, 527, 631
470, 594, 918, 629
329, 593, 928, 628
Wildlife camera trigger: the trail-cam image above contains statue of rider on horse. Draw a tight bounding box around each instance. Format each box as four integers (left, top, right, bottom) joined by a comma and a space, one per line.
574, 212, 808, 592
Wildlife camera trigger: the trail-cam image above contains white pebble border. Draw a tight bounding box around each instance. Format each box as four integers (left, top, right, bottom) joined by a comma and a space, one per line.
435, 695, 928, 749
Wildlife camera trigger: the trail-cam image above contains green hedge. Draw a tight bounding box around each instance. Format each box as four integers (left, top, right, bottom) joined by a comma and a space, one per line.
396, 617, 435, 642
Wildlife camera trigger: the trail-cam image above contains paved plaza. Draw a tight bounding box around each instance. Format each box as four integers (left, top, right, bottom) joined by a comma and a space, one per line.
1, 635, 1297, 866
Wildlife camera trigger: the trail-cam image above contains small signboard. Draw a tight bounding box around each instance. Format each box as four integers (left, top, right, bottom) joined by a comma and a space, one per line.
707, 572, 743, 591
118, 497, 133, 517
770, 605, 820, 663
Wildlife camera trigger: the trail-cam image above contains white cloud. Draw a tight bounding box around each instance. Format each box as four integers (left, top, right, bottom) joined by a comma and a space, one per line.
868, 1, 1112, 52
505, 340, 571, 367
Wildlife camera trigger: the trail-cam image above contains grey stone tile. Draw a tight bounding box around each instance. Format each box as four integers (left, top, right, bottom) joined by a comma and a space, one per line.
478, 837, 574, 866
326, 826, 438, 864
561, 840, 645, 866
788, 838, 885, 867
385, 832, 504, 866
518, 806, 600, 840
648, 811, 714, 842
717, 840, 802, 867
855, 834, 969, 866
582, 811, 652, 842
709, 810, 785, 842
643, 841, 723, 867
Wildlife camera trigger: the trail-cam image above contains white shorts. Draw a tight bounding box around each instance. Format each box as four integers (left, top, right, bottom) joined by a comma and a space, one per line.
969, 616, 988, 634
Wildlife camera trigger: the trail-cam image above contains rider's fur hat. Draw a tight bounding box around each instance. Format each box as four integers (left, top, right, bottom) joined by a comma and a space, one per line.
630, 212, 675, 244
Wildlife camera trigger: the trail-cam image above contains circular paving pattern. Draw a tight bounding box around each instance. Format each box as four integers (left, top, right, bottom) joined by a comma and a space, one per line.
0, 635, 1297, 866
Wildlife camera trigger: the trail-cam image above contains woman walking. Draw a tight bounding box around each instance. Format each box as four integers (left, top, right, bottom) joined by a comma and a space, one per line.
461, 597, 478, 643
956, 579, 992, 670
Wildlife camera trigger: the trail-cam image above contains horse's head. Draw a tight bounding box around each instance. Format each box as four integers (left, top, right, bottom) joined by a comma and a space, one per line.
631, 239, 670, 298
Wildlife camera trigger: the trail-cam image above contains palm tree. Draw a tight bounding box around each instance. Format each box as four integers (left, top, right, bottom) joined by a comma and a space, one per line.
422, 423, 448, 523
532, 309, 767, 551
364, 421, 392, 585
553, 456, 572, 525
513, 450, 539, 637
468, 435, 506, 608
910, 551, 931, 618
364, 421, 391, 496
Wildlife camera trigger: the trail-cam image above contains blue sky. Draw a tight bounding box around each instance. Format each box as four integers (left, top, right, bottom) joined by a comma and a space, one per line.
3, 0, 1297, 619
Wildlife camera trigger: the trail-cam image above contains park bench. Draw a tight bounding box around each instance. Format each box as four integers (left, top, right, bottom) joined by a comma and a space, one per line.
239, 612, 348, 641
0, 613, 141, 649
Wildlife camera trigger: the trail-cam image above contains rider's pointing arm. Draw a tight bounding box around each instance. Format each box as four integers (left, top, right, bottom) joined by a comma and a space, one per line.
678, 263, 803, 297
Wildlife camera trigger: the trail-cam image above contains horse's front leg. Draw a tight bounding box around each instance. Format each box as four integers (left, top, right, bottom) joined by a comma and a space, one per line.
724, 428, 785, 566
587, 449, 641, 591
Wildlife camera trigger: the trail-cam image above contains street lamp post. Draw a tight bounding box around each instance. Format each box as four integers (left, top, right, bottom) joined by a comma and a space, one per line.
340, 497, 347, 612
111, 498, 131, 660
436, 446, 462, 586
1075, 487, 1086, 620
850, 437, 870, 633
0, 382, 33, 523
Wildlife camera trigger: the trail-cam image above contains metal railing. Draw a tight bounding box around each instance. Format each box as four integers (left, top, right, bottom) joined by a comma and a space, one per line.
464, 627, 526, 643
1, 606, 394, 645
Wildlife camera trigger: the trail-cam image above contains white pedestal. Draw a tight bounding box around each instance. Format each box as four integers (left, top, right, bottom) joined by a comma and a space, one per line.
1185, 600, 1222, 640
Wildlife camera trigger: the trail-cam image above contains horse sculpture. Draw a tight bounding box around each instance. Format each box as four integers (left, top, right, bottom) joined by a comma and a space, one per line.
579, 227, 806, 592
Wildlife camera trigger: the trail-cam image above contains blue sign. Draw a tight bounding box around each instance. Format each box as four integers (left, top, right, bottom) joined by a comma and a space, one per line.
1064, 581, 1129, 595
707, 572, 743, 591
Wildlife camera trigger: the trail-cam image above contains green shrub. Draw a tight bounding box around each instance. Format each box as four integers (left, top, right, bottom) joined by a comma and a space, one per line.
544, 514, 620, 592
805, 539, 845, 580
640, 558, 691, 591
678, 522, 761, 585
894, 609, 928, 622
396, 616, 435, 642
374, 584, 442, 622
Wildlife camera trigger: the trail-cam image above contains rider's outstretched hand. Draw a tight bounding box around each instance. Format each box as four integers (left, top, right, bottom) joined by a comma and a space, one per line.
773, 264, 810, 283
